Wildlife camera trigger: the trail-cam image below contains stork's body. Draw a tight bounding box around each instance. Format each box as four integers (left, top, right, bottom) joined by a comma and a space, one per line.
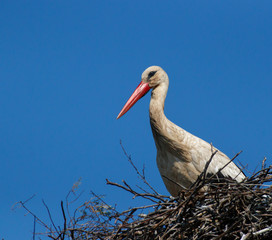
117, 66, 245, 196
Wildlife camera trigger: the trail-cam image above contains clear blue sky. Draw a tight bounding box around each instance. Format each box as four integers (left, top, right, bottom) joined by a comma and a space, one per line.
1, 1, 272, 239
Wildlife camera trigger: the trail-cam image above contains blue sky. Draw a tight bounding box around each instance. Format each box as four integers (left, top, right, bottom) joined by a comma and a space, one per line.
1, 1, 272, 239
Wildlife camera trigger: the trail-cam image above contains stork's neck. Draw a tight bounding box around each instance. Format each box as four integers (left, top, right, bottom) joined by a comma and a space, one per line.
149, 83, 167, 121
149, 83, 169, 147
149, 82, 188, 157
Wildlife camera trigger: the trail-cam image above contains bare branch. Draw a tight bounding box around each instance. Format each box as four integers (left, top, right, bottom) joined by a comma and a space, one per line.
120, 140, 159, 195
42, 199, 58, 234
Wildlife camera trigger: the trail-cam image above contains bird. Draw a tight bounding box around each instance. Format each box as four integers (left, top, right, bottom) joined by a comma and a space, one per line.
117, 66, 245, 196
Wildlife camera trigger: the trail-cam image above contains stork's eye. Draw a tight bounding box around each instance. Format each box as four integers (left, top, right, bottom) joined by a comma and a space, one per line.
148, 71, 157, 79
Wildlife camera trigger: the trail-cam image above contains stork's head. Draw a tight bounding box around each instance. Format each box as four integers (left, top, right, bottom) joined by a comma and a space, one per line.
117, 66, 168, 119
141, 66, 168, 88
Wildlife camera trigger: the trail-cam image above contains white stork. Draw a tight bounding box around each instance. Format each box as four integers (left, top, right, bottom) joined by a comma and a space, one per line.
117, 66, 245, 196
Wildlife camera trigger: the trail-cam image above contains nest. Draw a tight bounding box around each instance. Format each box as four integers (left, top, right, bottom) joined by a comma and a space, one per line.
18, 152, 272, 240
103, 164, 272, 240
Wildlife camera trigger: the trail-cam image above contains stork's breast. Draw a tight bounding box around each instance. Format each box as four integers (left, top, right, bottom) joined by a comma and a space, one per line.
156, 150, 199, 196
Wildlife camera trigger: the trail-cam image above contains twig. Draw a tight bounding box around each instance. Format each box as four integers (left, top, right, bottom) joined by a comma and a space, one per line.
33, 216, 36, 240
42, 199, 58, 234
120, 140, 159, 195
206, 151, 243, 183
106, 179, 167, 203
253, 225, 272, 236
192, 149, 218, 188
61, 201, 67, 239
16, 199, 55, 238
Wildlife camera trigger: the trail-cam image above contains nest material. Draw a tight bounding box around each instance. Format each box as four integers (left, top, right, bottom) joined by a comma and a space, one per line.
105, 169, 272, 239
68, 163, 272, 240
19, 156, 272, 240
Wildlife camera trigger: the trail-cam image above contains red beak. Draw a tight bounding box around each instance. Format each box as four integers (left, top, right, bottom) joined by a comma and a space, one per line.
117, 81, 151, 119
